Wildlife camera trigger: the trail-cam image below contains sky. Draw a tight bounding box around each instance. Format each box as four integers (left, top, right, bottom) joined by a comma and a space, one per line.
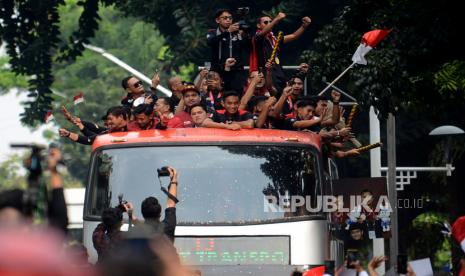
0, 90, 52, 162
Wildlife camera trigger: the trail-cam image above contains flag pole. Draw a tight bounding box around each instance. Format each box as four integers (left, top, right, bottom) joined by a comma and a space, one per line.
318, 62, 356, 96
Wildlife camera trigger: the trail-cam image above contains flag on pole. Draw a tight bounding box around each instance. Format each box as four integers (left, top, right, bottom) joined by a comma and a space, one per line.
44, 111, 54, 123
73, 91, 84, 105
352, 29, 391, 65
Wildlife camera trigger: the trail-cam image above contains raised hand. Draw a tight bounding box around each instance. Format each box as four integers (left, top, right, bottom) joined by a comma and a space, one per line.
151, 72, 160, 88
331, 89, 341, 102
276, 12, 286, 20
302, 16, 311, 28
228, 23, 240, 33
61, 105, 73, 122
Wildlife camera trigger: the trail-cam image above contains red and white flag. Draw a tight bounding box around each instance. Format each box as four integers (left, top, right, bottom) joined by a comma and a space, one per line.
73, 91, 84, 105
44, 111, 54, 123
352, 29, 391, 65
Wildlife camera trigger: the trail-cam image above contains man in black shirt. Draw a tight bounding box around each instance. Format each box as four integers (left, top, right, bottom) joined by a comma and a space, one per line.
212, 91, 254, 128
283, 100, 321, 132
140, 167, 178, 242
207, 9, 249, 92
121, 74, 159, 108
250, 12, 311, 92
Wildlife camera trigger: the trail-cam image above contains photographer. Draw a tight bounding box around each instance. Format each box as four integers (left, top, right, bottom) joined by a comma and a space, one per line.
207, 8, 249, 93
92, 200, 133, 262
140, 166, 178, 242
0, 146, 68, 234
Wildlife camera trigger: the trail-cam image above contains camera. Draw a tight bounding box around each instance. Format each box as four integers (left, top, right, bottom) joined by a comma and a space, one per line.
157, 166, 170, 177
236, 7, 250, 31
117, 193, 128, 213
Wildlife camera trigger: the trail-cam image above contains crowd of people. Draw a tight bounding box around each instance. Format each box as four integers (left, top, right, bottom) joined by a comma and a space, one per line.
3, 8, 465, 276
59, 9, 361, 159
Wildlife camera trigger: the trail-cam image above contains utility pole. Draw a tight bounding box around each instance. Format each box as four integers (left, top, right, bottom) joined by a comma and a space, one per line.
387, 113, 398, 274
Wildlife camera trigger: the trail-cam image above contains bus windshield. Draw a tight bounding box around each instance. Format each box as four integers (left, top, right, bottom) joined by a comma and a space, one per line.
86, 145, 321, 224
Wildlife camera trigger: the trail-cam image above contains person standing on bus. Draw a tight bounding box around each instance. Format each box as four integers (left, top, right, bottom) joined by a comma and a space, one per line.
140, 166, 178, 242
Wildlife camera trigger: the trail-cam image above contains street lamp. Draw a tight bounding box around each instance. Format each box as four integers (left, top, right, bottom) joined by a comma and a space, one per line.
429, 125, 465, 176
83, 44, 172, 97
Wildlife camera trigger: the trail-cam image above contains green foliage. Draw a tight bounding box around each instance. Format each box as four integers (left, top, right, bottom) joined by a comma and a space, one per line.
0, 0, 65, 126
1, 0, 342, 123
0, 154, 81, 190
51, 4, 166, 182
0, 155, 27, 191
433, 61, 465, 94
111, 0, 322, 70
0, 57, 29, 94
300, 0, 465, 118
408, 212, 449, 267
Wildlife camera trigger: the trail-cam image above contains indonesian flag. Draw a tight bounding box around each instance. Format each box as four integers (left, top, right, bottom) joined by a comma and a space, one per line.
44, 111, 54, 123
452, 216, 465, 253
303, 266, 325, 276
73, 91, 84, 105
352, 29, 391, 65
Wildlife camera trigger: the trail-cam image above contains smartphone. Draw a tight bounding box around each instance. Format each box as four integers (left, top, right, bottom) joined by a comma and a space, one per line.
397, 254, 407, 274
204, 62, 211, 70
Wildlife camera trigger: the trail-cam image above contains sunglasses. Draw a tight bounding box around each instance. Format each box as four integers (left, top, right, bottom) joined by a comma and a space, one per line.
263, 20, 272, 25
133, 81, 143, 88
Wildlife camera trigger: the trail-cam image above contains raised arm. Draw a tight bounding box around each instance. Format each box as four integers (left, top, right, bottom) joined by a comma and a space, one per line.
175, 97, 185, 114
321, 90, 341, 127
239, 73, 262, 110
257, 12, 286, 37
47, 147, 68, 233
166, 167, 178, 208
283, 16, 311, 44
59, 128, 95, 145
272, 86, 293, 118
264, 61, 277, 96
255, 97, 276, 128
194, 68, 209, 90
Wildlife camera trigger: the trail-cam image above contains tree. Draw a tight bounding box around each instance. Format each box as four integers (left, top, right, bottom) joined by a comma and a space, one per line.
0, 0, 114, 125
51, 3, 166, 183
1, 0, 344, 124
300, 0, 465, 119
0, 57, 29, 95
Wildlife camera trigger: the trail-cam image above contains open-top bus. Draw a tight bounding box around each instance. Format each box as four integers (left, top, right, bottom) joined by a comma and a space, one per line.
83, 128, 340, 275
